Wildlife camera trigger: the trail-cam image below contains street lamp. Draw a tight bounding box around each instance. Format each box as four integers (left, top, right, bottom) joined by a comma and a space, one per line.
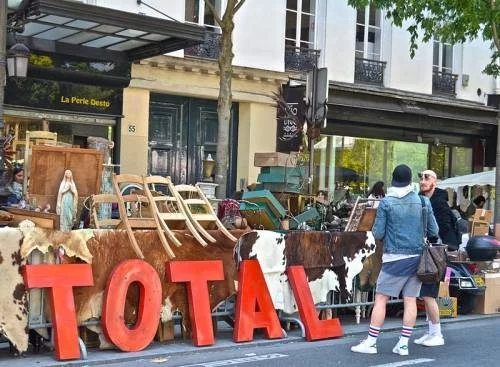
6, 42, 29, 78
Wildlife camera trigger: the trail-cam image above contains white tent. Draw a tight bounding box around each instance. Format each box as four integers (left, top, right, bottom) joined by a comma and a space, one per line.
437, 169, 496, 189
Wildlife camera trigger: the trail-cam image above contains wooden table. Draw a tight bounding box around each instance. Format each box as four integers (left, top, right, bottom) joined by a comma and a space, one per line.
4, 207, 60, 229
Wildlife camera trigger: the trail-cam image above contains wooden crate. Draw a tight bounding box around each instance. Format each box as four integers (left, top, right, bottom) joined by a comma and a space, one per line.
254, 152, 292, 167
29, 145, 103, 210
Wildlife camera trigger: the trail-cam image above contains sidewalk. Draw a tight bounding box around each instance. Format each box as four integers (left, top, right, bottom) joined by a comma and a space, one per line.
0, 313, 498, 367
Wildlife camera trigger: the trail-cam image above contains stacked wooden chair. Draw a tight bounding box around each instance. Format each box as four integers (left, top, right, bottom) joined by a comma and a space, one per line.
174, 183, 237, 242
142, 175, 210, 246
112, 174, 175, 259
91, 194, 121, 229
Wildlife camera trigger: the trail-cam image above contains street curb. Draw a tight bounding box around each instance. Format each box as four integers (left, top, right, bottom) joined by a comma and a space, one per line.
39, 313, 500, 367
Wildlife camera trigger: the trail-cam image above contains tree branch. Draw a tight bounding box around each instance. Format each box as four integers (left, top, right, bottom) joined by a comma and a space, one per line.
234, 0, 246, 14
491, 0, 500, 53
205, 0, 223, 27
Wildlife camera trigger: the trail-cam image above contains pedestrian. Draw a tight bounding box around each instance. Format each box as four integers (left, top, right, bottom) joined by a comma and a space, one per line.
351, 164, 439, 356
416, 169, 460, 347
367, 181, 385, 208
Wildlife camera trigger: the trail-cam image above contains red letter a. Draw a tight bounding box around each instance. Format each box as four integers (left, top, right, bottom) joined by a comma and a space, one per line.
233, 260, 283, 342
287, 266, 343, 340
23, 264, 93, 360
165, 260, 224, 346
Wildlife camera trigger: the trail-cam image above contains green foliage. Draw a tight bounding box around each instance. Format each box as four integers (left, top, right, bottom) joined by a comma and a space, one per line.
348, 0, 500, 75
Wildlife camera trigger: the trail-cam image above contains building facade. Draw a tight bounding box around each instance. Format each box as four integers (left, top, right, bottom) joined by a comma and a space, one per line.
27, 0, 498, 198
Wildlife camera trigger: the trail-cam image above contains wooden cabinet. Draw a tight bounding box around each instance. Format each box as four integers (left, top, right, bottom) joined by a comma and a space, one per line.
29, 145, 103, 209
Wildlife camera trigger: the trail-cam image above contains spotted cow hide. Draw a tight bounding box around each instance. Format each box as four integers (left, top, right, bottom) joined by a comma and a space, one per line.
0, 228, 28, 353
19, 227, 246, 348
234, 230, 378, 314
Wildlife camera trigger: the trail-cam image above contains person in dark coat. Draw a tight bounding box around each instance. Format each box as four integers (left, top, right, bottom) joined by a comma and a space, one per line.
415, 169, 460, 348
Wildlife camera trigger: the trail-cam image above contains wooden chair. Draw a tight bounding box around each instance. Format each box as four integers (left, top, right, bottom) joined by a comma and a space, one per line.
91, 194, 121, 229
174, 184, 237, 242
112, 174, 175, 259
143, 175, 210, 246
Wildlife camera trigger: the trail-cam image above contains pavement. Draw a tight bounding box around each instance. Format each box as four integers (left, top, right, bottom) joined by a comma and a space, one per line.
0, 312, 499, 367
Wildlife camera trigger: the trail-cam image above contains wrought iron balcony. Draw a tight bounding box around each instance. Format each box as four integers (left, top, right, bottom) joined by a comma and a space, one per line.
354, 58, 386, 86
185, 32, 221, 60
432, 70, 458, 96
284, 46, 320, 72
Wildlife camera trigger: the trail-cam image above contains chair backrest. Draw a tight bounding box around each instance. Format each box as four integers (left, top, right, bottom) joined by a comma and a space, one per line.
26, 130, 57, 147
91, 194, 121, 229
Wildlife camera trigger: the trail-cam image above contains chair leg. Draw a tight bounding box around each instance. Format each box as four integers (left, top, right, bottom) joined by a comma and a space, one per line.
183, 218, 209, 246
156, 225, 176, 258
214, 220, 238, 242
124, 225, 145, 259
189, 219, 217, 243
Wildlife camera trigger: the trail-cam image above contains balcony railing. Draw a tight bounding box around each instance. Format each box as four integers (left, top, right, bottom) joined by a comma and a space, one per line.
354, 58, 386, 86
185, 32, 221, 60
432, 70, 458, 96
284, 46, 320, 72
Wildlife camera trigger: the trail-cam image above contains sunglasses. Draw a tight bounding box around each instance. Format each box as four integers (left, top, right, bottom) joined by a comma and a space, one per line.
418, 173, 435, 180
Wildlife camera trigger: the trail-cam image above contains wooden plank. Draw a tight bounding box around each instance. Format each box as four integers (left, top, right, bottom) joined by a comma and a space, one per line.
5, 207, 59, 229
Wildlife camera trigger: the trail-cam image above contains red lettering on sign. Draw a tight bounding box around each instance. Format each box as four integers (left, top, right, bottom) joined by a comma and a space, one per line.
287, 265, 343, 340
102, 259, 162, 352
166, 260, 224, 346
23, 264, 93, 360
233, 260, 283, 342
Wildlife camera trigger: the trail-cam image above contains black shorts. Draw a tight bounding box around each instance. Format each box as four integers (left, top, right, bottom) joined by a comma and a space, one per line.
419, 282, 439, 298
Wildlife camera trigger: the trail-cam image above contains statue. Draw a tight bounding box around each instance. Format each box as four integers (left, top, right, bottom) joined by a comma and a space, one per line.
56, 169, 78, 232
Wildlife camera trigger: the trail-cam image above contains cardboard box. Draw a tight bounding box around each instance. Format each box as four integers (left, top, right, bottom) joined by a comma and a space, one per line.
254, 152, 293, 167
474, 273, 500, 314
438, 297, 457, 318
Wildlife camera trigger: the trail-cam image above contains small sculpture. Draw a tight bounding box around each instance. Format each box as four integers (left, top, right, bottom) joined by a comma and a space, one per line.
56, 170, 78, 232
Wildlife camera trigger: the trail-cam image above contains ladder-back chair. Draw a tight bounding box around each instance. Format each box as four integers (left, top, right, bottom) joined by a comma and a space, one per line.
143, 175, 209, 246
174, 184, 237, 242
112, 174, 175, 259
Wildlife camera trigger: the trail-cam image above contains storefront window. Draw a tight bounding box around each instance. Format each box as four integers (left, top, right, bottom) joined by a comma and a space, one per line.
313, 135, 429, 201
313, 135, 473, 202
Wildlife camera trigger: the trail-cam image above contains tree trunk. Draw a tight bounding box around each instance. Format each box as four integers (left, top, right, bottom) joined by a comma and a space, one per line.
214, 2, 236, 199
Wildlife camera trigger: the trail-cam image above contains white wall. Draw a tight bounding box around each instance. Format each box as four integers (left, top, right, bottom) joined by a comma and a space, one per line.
233, 0, 286, 71
386, 22, 433, 94
459, 39, 495, 103
323, 0, 356, 83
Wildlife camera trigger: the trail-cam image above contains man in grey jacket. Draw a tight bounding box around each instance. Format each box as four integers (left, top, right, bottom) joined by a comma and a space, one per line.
351, 164, 439, 356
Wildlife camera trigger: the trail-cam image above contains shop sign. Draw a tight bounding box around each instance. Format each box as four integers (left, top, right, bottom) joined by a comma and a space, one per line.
23, 259, 343, 361
5, 79, 122, 115
276, 85, 305, 153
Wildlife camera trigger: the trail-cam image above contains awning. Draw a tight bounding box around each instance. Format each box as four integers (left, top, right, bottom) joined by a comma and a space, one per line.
437, 170, 496, 190
7, 0, 207, 62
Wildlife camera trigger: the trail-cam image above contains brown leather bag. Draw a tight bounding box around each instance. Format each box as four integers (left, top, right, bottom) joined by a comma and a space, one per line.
417, 244, 447, 284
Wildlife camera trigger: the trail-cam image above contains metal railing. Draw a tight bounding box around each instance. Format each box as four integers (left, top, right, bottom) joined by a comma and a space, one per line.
185, 31, 221, 60
433, 70, 458, 96
284, 45, 320, 72
354, 57, 386, 86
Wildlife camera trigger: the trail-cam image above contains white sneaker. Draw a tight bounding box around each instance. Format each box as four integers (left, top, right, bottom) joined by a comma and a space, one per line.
351, 339, 377, 354
392, 342, 409, 356
414, 334, 429, 345
422, 333, 445, 347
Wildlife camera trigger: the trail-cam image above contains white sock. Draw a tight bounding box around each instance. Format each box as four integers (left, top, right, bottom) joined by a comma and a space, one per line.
429, 321, 441, 336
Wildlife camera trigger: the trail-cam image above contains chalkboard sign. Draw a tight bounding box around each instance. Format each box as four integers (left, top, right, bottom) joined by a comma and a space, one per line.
276, 85, 305, 153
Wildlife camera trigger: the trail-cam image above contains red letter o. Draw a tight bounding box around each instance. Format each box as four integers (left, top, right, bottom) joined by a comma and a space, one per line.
102, 259, 162, 351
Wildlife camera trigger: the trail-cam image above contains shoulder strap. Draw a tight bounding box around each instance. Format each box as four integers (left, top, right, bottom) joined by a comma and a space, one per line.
419, 195, 427, 239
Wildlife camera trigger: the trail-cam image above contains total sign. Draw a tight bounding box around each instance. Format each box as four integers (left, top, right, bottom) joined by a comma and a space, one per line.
23, 259, 344, 361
